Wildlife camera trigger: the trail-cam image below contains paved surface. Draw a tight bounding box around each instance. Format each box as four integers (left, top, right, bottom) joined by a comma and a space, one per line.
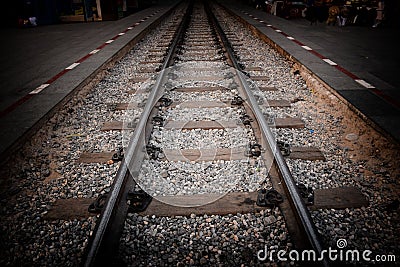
220, 0, 400, 144
0, 0, 399, 159
0, 0, 179, 158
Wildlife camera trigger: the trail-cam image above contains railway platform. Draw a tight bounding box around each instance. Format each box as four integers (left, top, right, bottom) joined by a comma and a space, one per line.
0, 0, 180, 159
221, 0, 400, 145
0, 0, 399, 160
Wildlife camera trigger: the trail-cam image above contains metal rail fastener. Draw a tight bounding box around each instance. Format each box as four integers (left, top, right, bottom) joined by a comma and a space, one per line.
206, 3, 328, 267
82, 2, 193, 266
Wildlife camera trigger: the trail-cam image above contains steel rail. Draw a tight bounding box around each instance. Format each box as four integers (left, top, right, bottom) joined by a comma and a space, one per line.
83, 1, 327, 266
82, 2, 192, 266
205, 2, 329, 267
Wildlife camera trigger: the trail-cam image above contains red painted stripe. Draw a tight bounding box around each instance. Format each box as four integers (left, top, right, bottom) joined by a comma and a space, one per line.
279, 31, 289, 37
77, 53, 93, 63
292, 39, 305, 46
369, 88, 400, 107
308, 49, 325, 59
334, 65, 359, 80
111, 35, 120, 40
96, 43, 107, 50
244, 10, 400, 109
0, 13, 156, 118
45, 69, 70, 84
261, 19, 365, 83
0, 94, 34, 118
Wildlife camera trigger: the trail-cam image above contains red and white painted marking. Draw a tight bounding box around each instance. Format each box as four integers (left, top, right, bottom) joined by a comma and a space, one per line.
241, 10, 399, 108
0, 10, 163, 117
89, 49, 100, 55
355, 79, 375, 89
65, 62, 80, 70
322, 58, 337, 66
301, 45, 312, 51
29, 84, 50, 95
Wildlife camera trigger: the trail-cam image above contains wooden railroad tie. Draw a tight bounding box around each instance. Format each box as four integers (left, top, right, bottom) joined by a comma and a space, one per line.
288, 147, 325, 161
140, 192, 261, 217
162, 148, 248, 162
270, 117, 305, 128
164, 120, 240, 130
244, 66, 264, 71
173, 86, 226, 92
42, 186, 368, 220
311, 187, 368, 210
250, 75, 270, 81
175, 75, 225, 82
76, 145, 324, 164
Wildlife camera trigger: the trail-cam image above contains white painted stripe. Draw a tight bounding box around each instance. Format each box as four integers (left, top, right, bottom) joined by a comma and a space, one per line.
105, 40, 114, 44
118, 32, 125, 36
89, 49, 100, 54
322, 58, 337, 66
127, 27, 133, 30
259, 20, 264, 23
355, 79, 375, 89
266, 24, 272, 27
140, 19, 145, 22
135, 22, 140, 25
275, 29, 282, 33
301, 45, 312, 50
29, 84, 49, 94
254, 17, 259, 20
287, 36, 295, 40
65, 62, 80, 70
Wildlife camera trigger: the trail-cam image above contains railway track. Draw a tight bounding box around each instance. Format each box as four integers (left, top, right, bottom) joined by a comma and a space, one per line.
1, 1, 399, 266
84, 1, 325, 266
